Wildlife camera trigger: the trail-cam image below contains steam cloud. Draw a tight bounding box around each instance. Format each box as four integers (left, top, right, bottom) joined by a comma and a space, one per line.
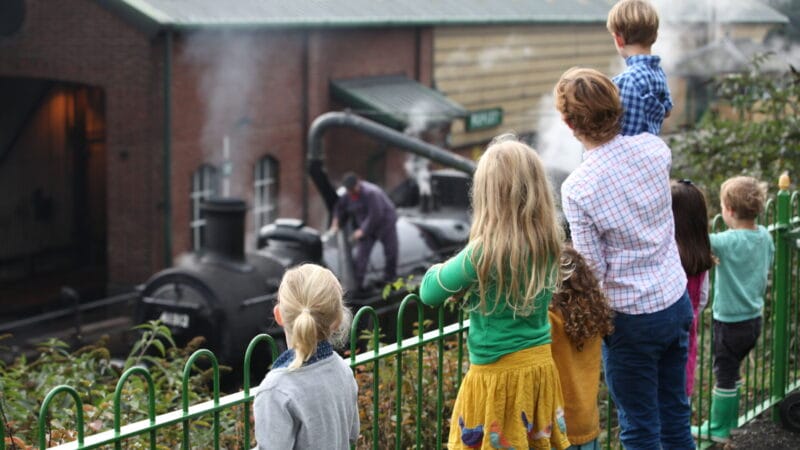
182, 31, 262, 165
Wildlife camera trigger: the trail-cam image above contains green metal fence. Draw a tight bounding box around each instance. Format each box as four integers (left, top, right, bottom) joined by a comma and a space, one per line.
2, 184, 799, 449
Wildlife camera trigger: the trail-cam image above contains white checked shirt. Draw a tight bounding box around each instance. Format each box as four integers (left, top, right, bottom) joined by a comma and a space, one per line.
561, 134, 686, 314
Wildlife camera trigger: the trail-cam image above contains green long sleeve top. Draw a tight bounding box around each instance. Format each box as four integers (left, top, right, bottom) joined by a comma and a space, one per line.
710, 226, 774, 323
419, 246, 554, 365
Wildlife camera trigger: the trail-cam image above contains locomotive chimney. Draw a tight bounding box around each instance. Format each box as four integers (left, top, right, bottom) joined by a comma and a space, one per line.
201, 198, 246, 261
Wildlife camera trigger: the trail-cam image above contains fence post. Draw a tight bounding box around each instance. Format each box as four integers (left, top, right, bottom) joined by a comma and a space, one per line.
771, 173, 791, 422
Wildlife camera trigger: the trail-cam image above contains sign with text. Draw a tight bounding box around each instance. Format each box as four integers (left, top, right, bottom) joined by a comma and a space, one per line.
466, 107, 503, 131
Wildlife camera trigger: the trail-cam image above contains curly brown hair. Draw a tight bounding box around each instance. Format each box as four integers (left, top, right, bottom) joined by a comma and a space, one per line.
550, 247, 615, 351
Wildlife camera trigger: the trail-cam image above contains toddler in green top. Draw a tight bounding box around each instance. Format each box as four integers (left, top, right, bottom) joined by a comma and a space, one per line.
419, 134, 569, 450
692, 176, 774, 444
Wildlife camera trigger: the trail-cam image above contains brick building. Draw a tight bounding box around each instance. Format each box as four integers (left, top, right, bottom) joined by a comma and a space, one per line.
0, 0, 787, 311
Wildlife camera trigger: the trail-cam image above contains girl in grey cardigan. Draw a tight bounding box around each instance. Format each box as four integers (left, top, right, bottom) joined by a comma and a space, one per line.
253, 264, 359, 449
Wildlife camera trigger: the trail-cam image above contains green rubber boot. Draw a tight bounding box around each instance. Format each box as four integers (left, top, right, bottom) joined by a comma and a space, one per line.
691, 387, 739, 443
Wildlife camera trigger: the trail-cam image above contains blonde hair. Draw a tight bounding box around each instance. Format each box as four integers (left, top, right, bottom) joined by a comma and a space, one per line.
277, 264, 352, 370
720, 176, 768, 221
607, 0, 660, 47
554, 67, 622, 144
469, 134, 563, 315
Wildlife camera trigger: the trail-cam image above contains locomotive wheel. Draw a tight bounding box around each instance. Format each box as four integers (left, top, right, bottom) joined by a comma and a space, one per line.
779, 391, 800, 433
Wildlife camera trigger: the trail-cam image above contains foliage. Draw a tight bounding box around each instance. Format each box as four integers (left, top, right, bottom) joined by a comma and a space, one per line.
669, 56, 800, 212
354, 321, 465, 449
0, 322, 248, 449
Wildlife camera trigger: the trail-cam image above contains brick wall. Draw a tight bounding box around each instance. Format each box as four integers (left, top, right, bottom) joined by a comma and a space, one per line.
0, 0, 163, 287
0, 1, 434, 289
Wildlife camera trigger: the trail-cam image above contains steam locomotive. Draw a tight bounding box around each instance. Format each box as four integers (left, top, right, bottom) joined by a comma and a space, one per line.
136, 112, 477, 372
137, 172, 471, 372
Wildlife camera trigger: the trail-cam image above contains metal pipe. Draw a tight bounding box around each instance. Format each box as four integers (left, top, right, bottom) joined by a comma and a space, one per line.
163, 31, 174, 267
306, 111, 475, 293
307, 111, 475, 177
306, 111, 475, 210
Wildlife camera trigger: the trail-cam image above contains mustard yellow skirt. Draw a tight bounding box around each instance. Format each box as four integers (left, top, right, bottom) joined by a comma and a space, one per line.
448, 345, 571, 450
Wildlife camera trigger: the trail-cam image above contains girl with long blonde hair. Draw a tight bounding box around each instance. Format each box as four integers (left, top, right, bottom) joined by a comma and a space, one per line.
253, 264, 359, 449
420, 134, 568, 450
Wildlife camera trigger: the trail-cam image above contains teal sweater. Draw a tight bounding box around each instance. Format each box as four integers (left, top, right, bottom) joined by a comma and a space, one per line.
710, 226, 774, 323
419, 246, 553, 365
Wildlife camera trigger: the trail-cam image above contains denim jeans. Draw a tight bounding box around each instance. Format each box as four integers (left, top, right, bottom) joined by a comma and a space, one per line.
603, 291, 695, 450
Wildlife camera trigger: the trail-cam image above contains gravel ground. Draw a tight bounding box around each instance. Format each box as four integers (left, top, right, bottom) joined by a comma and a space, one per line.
708, 413, 800, 449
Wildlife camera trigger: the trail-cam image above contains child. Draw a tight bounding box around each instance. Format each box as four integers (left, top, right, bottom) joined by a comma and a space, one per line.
556, 67, 694, 450
692, 176, 774, 443
671, 179, 714, 398
253, 264, 359, 449
419, 135, 569, 450
607, 0, 673, 135
549, 246, 615, 450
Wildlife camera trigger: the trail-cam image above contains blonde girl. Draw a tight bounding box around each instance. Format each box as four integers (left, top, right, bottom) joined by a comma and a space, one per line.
253, 264, 359, 449
419, 135, 569, 450
549, 246, 615, 450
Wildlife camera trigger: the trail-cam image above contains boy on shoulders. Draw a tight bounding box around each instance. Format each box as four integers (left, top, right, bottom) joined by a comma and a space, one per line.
607, 0, 672, 135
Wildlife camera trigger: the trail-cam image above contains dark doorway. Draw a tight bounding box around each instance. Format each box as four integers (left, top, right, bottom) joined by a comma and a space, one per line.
0, 78, 107, 318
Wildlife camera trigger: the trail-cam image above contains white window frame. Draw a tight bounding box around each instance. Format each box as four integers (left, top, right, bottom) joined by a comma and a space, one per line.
190, 164, 219, 250
253, 155, 279, 232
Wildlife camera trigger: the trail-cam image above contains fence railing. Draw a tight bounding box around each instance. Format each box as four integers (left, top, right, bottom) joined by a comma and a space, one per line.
3, 184, 799, 450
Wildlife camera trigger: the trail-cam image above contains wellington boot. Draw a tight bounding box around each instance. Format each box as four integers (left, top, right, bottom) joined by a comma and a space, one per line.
691, 387, 739, 444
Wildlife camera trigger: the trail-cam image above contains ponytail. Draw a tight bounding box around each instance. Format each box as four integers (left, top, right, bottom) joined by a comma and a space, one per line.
288, 308, 320, 369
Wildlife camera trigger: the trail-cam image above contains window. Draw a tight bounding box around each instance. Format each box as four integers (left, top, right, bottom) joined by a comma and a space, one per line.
190, 164, 219, 250
254, 155, 279, 232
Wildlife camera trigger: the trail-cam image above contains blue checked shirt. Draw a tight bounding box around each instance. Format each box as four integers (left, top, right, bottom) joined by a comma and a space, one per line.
613, 55, 673, 136
561, 133, 686, 314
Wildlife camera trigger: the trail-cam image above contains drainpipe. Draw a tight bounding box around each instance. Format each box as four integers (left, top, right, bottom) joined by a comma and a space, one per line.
301, 30, 310, 223
163, 31, 173, 267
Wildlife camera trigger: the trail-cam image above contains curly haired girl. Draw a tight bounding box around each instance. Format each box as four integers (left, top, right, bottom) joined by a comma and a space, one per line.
549, 246, 614, 450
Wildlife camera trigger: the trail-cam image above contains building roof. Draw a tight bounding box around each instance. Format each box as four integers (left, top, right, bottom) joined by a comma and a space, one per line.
97, 0, 788, 34
330, 76, 468, 130
675, 37, 798, 77
659, 0, 788, 24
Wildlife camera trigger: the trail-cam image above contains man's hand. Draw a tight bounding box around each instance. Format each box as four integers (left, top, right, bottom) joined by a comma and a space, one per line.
352, 229, 364, 240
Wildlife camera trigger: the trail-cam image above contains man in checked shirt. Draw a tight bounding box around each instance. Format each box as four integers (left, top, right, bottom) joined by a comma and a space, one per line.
607, 0, 672, 136
556, 68, 694, 450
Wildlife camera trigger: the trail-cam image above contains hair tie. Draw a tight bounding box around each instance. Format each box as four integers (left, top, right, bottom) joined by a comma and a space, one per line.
301, 307, 311, 315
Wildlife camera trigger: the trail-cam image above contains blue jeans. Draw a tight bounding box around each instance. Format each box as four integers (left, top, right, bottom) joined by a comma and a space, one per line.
603, 291, 694, 450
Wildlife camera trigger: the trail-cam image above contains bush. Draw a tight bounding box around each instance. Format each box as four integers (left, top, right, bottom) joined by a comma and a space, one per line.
354, 322, 465, 449
0, 322, 248, 449
670, 56, 800, 210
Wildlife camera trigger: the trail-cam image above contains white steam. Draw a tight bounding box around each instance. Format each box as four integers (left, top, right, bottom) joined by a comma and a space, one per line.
182, 31, 262, 165
534, 94, 583, 175
403, 101, 436, 198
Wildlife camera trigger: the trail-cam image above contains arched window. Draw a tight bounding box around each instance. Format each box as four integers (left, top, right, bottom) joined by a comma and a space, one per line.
190, 164, 219, 250
254, 155, 279, 232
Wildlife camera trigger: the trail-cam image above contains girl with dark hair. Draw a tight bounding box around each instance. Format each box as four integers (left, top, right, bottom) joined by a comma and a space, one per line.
670, 179, 714, 398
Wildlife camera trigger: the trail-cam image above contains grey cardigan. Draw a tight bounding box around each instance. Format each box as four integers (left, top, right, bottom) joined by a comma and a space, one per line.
253, 353, 360, 449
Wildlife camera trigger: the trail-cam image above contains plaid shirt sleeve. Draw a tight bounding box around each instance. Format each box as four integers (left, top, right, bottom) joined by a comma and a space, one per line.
614, 73, 647, 136
561, 186, 607, 283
